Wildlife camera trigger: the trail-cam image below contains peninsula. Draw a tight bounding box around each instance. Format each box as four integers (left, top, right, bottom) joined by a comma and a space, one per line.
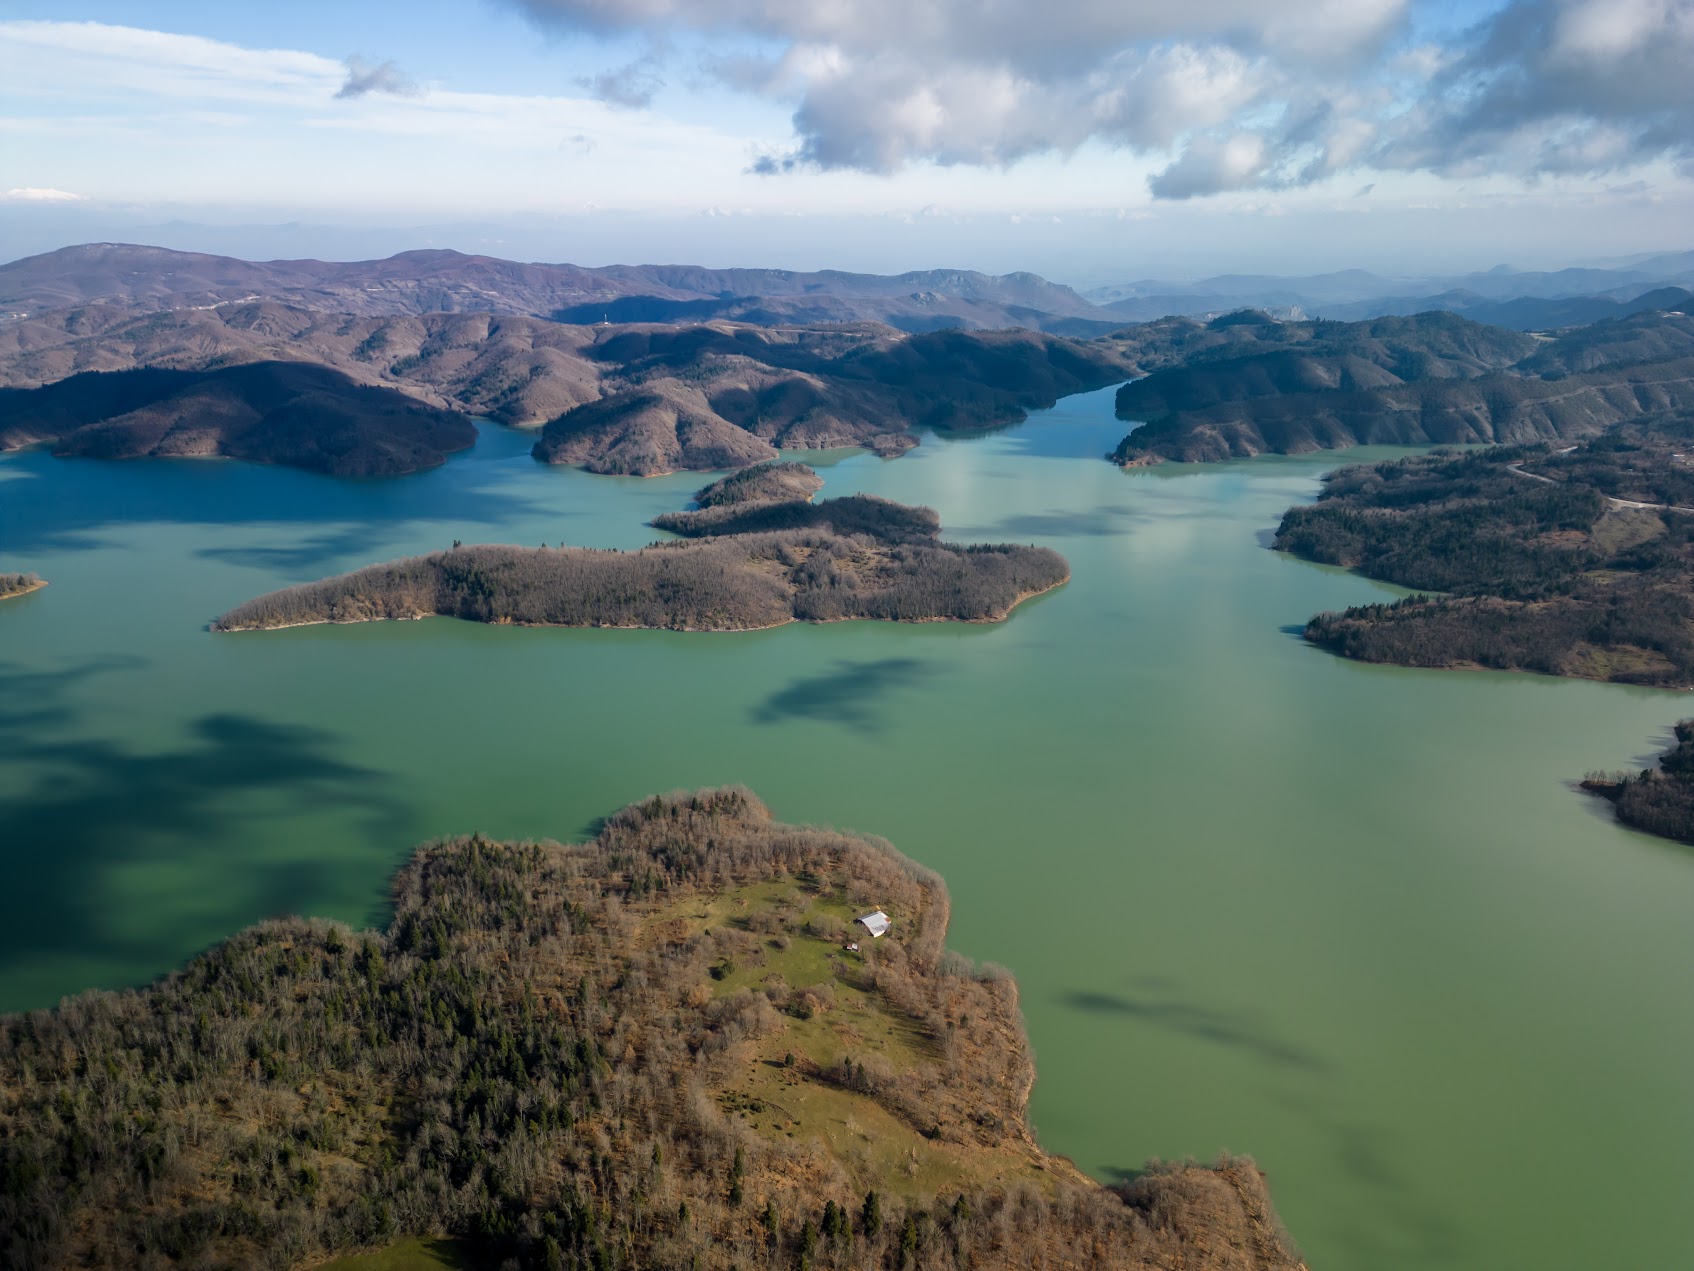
0, 362, 477, 477
1275, 417, 1694, 686
1583, 721, 1694, 845
1112, 307, 1694, 465
0, 788, 1304, 1271
0, 573, 45, 601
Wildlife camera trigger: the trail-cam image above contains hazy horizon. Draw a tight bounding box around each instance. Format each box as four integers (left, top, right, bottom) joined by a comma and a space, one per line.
4, 207, 1690, 291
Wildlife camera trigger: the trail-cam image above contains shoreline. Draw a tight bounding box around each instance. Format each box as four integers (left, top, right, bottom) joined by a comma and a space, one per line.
0, 576, 47, 602
210, 572, 1069, 635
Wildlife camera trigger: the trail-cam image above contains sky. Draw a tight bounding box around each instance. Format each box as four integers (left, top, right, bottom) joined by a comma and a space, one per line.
1, 0, 1691, 283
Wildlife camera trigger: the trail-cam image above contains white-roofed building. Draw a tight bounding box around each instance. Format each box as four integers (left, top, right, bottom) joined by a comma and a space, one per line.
855, 910, 891, 939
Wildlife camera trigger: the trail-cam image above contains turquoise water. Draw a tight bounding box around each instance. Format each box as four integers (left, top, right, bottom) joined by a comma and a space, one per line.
2, 386, 1691, 1269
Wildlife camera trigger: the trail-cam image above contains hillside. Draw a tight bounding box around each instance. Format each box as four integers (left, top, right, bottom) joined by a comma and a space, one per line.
532, 324, 1135, 475
0, 303, 609, 426
0, 244, 1119, 335
690, 461, 827, 508
0, 303, 1138, 476
0, 362, 477, 476
0, 788, 1304, 1271
1274, 417, 1694, 686
1114, 310, 1694, 465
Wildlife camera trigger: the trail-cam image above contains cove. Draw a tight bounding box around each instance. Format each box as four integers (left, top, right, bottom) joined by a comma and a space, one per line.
2, 385, 1691, 1270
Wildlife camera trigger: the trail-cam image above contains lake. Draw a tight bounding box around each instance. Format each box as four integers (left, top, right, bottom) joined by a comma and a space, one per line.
2, 384, 1690, 1270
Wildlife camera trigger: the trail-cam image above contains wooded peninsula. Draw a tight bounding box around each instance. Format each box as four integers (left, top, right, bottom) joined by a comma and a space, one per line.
0, 573, 46, 601
1582, 721, 1694, 845
0, 788, 1303, 1271
1112, 307, 1694, 465
1275, 416, 1694, 687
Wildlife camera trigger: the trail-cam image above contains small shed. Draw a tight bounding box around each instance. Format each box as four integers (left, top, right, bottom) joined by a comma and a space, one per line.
855, 910, 891, 939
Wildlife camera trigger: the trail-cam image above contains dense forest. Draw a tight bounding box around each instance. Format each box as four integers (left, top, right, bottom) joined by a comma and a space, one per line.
1583, 720, 1694, 844
1113, 308, 1694, 465
1275, 419, 1694, 685
0, 363, 478, 476
0, 572, 45, 600
0, 788, 1304, 1271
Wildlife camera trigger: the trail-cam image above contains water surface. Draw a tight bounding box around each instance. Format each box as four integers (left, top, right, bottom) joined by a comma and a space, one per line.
2, 388, 1691, 1270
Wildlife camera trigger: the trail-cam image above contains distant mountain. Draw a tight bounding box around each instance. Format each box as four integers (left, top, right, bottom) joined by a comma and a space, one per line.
0, 244, 1120, 336
1085, 255, 1694, 327
0, 361, 477, 475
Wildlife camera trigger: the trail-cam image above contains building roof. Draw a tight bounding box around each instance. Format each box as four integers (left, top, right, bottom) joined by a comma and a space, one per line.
855, 910, 891, 938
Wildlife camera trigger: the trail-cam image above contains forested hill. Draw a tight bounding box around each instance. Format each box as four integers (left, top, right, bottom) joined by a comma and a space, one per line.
528, 324, 1136, 475
1274, 413, 1694, 686
0, 362, 477, 476
0, 788, 1305, 1271
0, 303, 1138, 477
1113, 308, 1694, 465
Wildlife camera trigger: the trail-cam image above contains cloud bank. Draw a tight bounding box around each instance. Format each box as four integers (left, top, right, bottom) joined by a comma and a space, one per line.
507, 0, 1694, 196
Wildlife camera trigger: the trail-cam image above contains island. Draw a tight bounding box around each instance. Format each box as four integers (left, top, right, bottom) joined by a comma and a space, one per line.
0, 788, 1305, 1271
0, 572, 45, 601
212, 484, 1068, 632
650, 464, 941, 542
687, 460, 828, 507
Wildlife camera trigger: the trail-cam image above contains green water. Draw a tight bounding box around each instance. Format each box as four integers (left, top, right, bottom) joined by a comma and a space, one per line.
2, 387, 1691, 1269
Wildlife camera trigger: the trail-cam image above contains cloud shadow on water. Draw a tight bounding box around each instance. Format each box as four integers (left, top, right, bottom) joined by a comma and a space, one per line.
0, 659, 417, 992
750, 657, 940, 735
0, 438, 557, 555
196, 525, 390, 573
1061, 989, 1331, 1075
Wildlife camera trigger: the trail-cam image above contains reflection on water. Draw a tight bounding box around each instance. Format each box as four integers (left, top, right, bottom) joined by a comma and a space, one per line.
2, 390, 1692, 1271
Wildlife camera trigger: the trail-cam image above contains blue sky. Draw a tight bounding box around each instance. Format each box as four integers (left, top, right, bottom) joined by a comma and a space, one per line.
2, 0, 1690, 281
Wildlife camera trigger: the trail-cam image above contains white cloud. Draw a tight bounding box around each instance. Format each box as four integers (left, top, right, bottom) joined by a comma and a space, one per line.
504, 0, 1694, 197
2, 187, 86, 202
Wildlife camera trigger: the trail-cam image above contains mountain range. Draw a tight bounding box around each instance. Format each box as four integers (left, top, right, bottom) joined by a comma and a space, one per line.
8, 243, 1694, 338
